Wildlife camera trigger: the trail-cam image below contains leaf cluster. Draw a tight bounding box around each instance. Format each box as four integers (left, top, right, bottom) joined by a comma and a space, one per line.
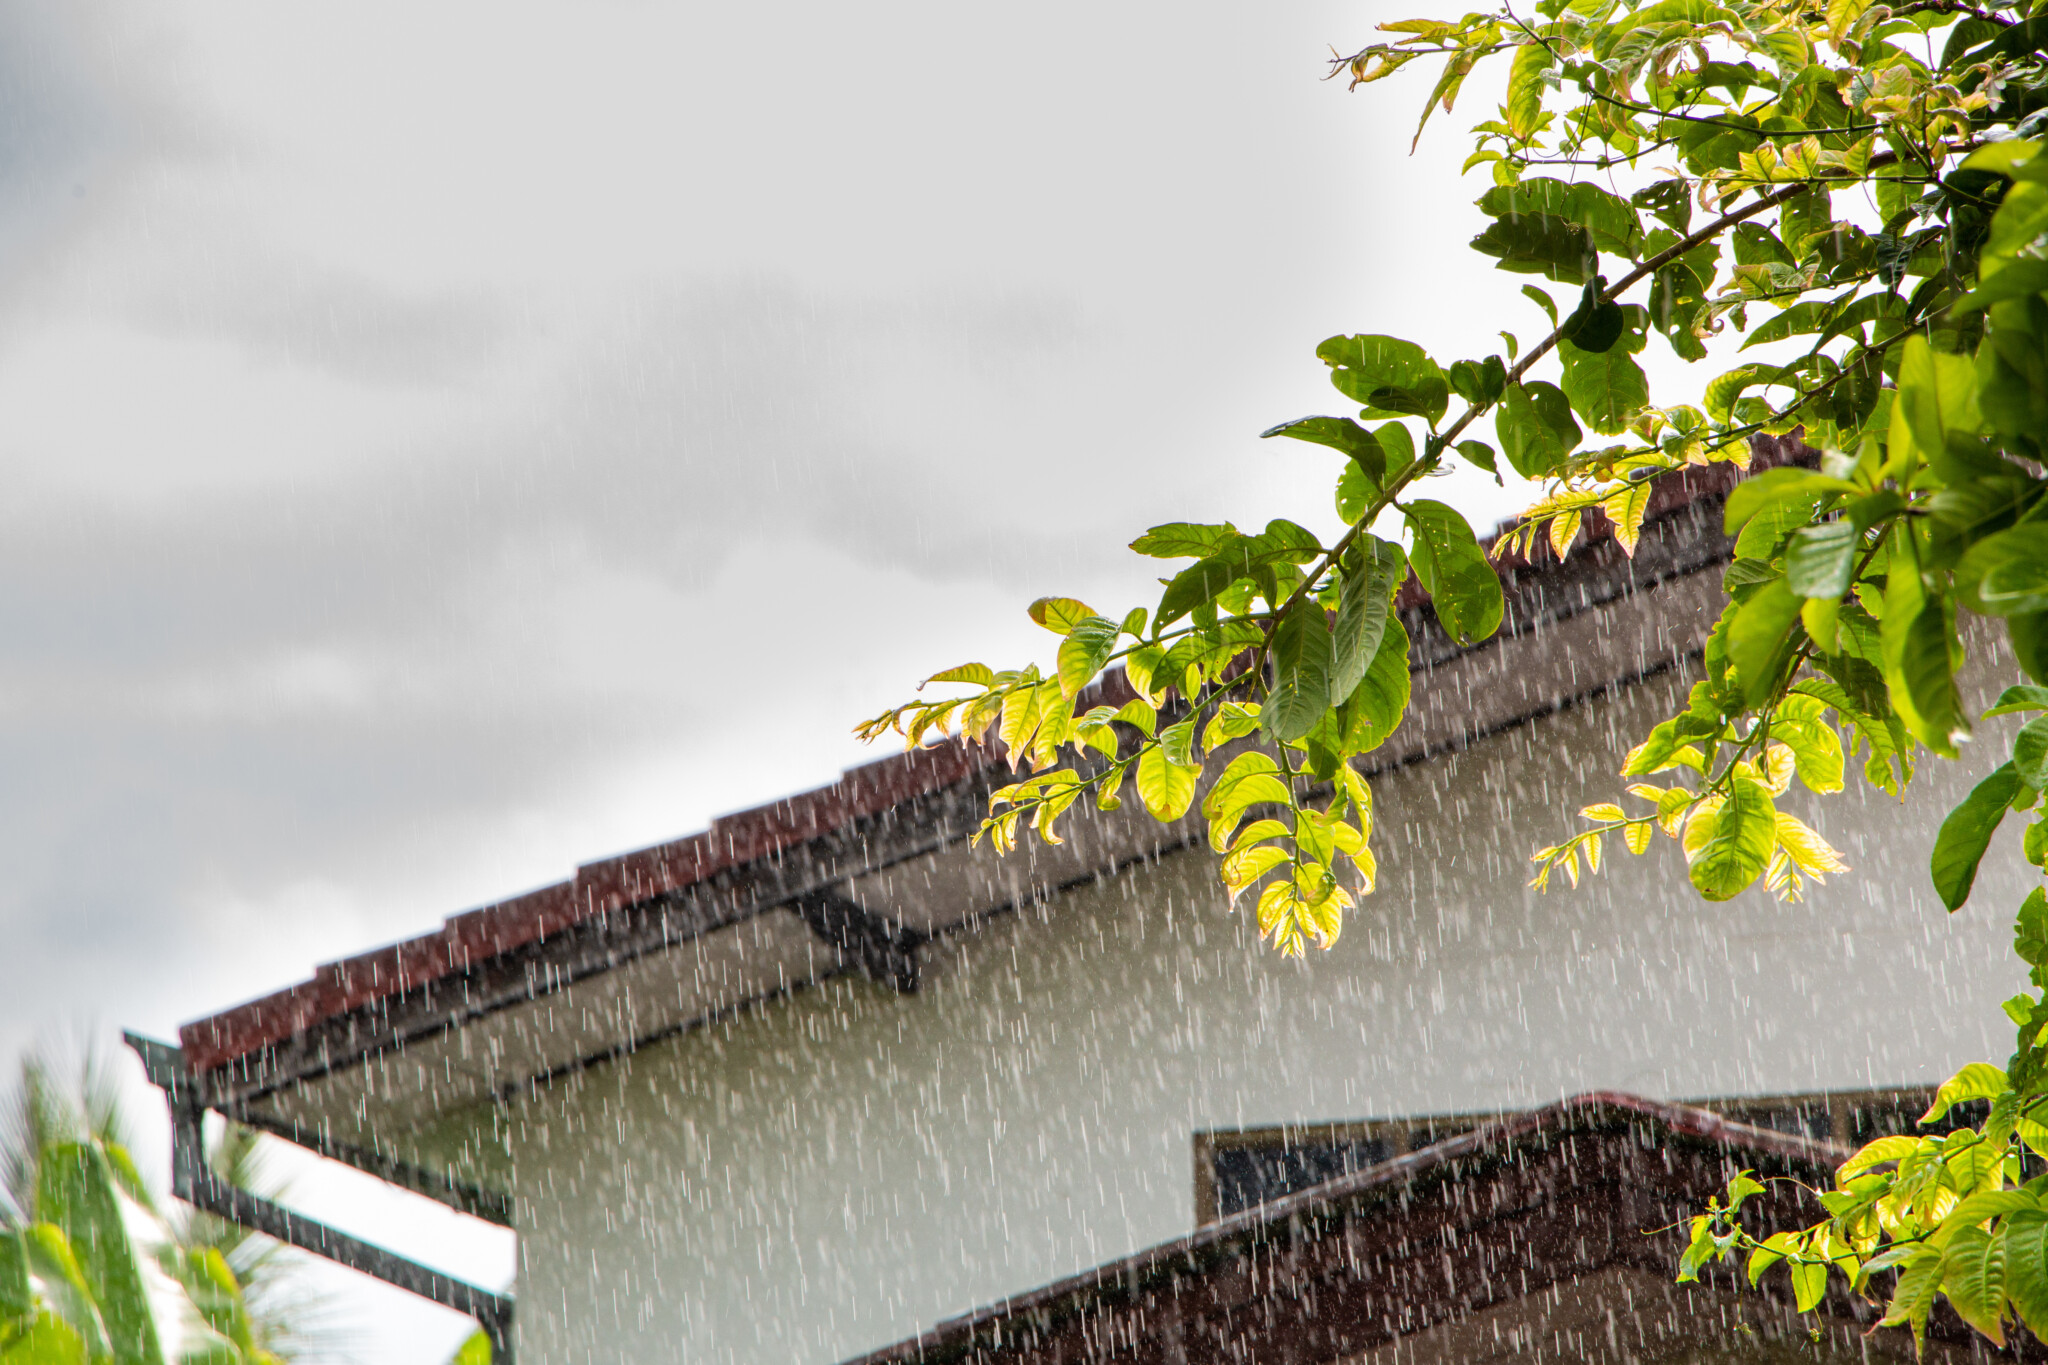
858, 0, 2048, 1044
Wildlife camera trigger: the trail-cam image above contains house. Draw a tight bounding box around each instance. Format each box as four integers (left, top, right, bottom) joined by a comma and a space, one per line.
841, 1093, 1992, 1365
133, 453, 2033, 1364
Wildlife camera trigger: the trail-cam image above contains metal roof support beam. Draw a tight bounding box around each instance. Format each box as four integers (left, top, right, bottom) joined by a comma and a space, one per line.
792, 889, 925, 993
124, 1033, 514, 1364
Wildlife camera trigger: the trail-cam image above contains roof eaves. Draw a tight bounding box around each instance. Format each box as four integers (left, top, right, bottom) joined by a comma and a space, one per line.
177, 434, 1816, 1079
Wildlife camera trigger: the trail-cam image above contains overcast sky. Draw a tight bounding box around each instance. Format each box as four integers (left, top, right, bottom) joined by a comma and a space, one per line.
0, 1, 1651, 1359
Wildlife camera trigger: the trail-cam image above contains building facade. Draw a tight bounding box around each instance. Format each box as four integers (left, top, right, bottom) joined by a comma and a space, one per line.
157, 460, 2033, 1364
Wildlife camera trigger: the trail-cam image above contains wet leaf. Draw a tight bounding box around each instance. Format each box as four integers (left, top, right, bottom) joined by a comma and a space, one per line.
1405, 500, 1503, 646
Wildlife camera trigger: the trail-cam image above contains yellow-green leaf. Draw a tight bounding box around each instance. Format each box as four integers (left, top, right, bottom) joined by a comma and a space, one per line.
1922, 1063, 2011, 1124
1057, 616, 1121, 699
922, 662, 995, 688
1137, 744, 1199, 822
1941, 1226, 2008, 1345
1221, 845, 1290, 901
1029, 597, 1097, 634
1504, 41, 1551, 142
1683, 777, 1777, 901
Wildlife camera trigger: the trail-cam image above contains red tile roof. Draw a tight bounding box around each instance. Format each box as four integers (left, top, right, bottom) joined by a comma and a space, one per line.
178, 441, 1804, 1076
178, 738, 996, 1072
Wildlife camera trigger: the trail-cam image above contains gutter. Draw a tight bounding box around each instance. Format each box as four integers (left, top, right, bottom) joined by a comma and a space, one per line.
124, 1032, 515, 1364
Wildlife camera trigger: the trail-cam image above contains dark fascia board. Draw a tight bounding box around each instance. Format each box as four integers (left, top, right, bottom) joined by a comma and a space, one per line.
200, 752, 1020, 1109
224, 1107, 514, 1226
190, 452, 1786, 1114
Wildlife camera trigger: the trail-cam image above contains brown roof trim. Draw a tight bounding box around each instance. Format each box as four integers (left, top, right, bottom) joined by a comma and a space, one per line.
178, 738, 998, 1072
842, 1091, 1846, 1365
178, 437, 1814, 1076
840, 1089, 1982, 1365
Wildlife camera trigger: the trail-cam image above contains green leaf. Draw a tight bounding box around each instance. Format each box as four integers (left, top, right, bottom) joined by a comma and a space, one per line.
1988, 685, 2048, 718
1136, 743, 1199, 822
1774, 695, 1845, 793
1330, 538, 1401, 705
0, 1312, 88, 1365
2017, 887, 2048, 966
1727, 576, 1803, 706
1521, 285, 1558, 326
1559, 287, 1626, 354
1316, 335, 1449, 423
1735, 493, 1825, 563
1704, 362, 1783, 424
0, 1229, 29, 1321
1722, 468, 1855, 535
1265, 610, 1334, 743
1455, 439, 1499, 476
1479, 178, 1641, 257
1262, 416, 1386, 485
449, 1330, 496, 1365
1955, 258, 2048, 314
1203, 751, 1286, 820
2017, 716, 2048, 791
1495, 380, 1581, 478
923, 663, 995, 688
1789, 1259, 1828, 1313
1802, 596, 1839, 653
1931, 763, 2023, 911
1203, 751, 1293, 849
1503, 41, 1550, 141
1688, 778, 1777, 901
158, 1247, 259, 1355
1159, 717, 1196, 767
1056, 616, 1121, 699
1156, 546, 1249, 629
1960, 525, 2048, 618
1897, 334, 1984, 479
2015, 612, 2048, 687
1880, 1248, 1944, 1351
1028, 597, 1096, 635
1335, 460, 1383, 526
1129, 523, 1239, 560
1447, 356, 1507, 405
1941, 1226, 2008, 1345
2006, 1210, 2048, 1342
1731, 221, 1793, 267
1470, 212, 1595, 284
1404, 500, 1504, 647
21, 1224, 107, 1363
38, 1143, 161, 1365
1559, 338, 1650, 435
1785, 521, 1858, 598
1883, 563, 1966, 757
1632, 179, 1689, 233
1338, 614, 1412, 755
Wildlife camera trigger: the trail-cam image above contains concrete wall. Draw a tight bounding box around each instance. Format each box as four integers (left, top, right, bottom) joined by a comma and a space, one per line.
494, 660, 2037, 1364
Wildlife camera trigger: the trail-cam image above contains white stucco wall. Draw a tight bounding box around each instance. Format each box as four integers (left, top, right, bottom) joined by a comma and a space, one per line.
495, 662, 2036, 1364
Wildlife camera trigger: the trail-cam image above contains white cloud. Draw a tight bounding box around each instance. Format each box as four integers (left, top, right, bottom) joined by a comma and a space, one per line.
0, 1, 1696, 1360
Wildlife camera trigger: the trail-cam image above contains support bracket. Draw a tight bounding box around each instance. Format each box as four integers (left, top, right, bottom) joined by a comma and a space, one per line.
792, 889, 925, 993
124, 1033, 514, 1363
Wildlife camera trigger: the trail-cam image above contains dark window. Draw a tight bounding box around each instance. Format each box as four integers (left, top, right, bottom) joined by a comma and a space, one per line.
1192, 1087, 1949, 1227
1212, 1137, 1392, 1219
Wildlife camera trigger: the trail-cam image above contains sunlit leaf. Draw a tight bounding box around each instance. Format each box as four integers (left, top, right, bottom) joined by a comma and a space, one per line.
1330, 538, 1402, 705
1931, 763, 2024, 911
1056, 616, 1121, 699
1684, 778, 1777, 901
1028, 598, 1096, 635
1405, 500, 1503, 647
922, 663, 994, 688
1136, 744, 1199, 823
